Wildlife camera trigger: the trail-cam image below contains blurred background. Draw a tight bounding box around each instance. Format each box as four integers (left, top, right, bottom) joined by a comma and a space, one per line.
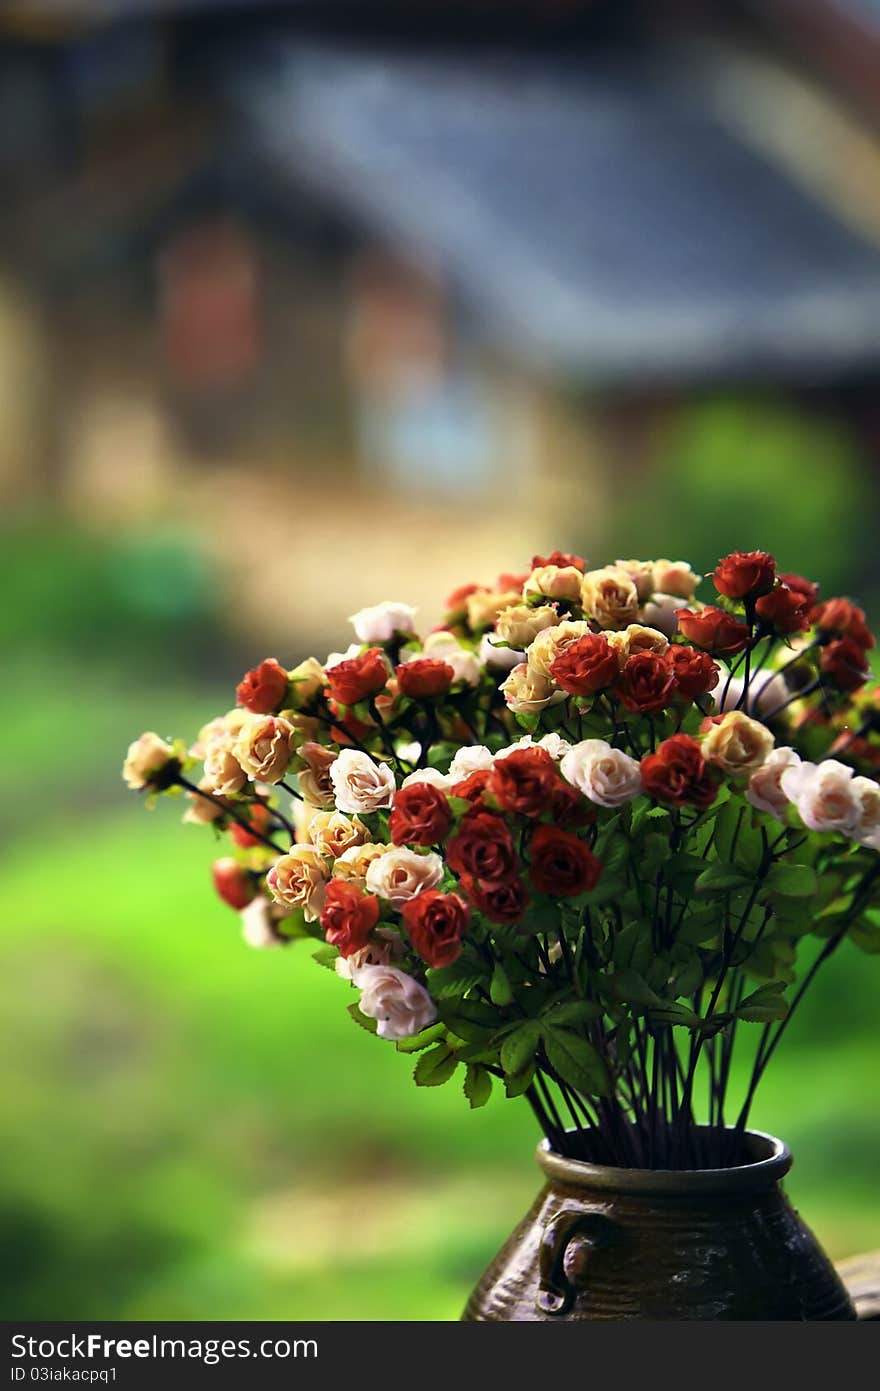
2, 0, 880, 1320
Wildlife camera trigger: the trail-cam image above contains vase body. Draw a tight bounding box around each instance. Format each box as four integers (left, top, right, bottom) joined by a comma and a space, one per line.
463, 1129, 855, 1320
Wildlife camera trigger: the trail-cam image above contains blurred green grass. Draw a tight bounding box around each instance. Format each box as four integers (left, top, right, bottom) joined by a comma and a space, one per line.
2, 655, 879, 1320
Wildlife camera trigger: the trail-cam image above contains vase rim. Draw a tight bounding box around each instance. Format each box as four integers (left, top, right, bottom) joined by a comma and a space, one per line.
537, 1127, 792, 1195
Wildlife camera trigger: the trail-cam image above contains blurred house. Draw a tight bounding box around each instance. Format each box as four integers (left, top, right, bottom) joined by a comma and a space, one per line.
3, 0, 880, 646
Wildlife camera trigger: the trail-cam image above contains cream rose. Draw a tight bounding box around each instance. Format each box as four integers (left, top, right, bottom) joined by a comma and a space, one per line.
182, 779, 226, 825
614, 559, 655, 602
266, 845, 328, 920
189, 709, 247, 759
234, 713, 297, 784
640, 594, 688, 637
287, 657, 325, 708
335, 928, 404, 979
652, 560, 700, 600
606, 624, 669, 666
853, 776, 880, 850
465, 588, 522, 631
307, 811, 370, 859
702, 711, 774, 776
561, 739, 642, 808
581, 567, 639, 630
780, 759, 862, 834
203, 735, 248, 797
448, 745, 495, 780
523, 565, 583, 603
420, 631, 482, 686
495, 604, 558, 648
349, 601, 417, 644
122, 732, 177, 791
365, 846, 444, 906
297, 741, 337, 808
401, 767, 453, 791
352, 963, 437, 1040
332, 842, 390, 884
526, 620, 592, 679
746, 747, 801, 821
329, 749, 396, 814
500, 663, 565, 714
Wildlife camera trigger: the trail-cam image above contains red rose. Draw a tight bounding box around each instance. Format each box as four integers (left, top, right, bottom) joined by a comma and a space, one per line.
712, 550, 776, 600
326, 648, 388, 707
229, 802, 273, 848
487, 747, 558, 816
320, 879, 380, 957
550, 780, 595, 829
617, 652, 676, 714
445, 582, 480, 617
529, 824, 602, 896
820, 637, 870, 692
401, 889, 469, 967
496, 570, 530, 591
451, 769, 492, 804
447, 810, 519, 882
665, 645, 720, 701
754, 584, 810, 636
461, 873, 529, 924
779, 572, 819, 608
236, 658, 289, 714
640, 735, 717, 809
212, 857, 256, 910
676, 606, 750, 655
389, 782, 451, 847
550, 633, 619, 696
396, 659, 455, 699
531, 550, 586, 572
811, 598, 875, 650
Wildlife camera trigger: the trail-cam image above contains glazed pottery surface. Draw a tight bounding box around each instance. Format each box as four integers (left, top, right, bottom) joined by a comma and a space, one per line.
463, 1129, 855, 1320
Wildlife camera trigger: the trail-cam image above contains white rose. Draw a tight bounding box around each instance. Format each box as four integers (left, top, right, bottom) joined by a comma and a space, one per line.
324, 642, 362, 670
240, 895, 284, 949
365, 846, 444, 906
780, 759, 862, 834
349, 601, 417, 644
448, 745, 495, 780
352, 963, 437, 1040
713, 668, 787, 716
495, 733, 571, 761
852, 776, 880, 850
652, 560, 701, 600
747, 747, 801, 821
561, 739, 642, 807
334, 928, 404, 979
329, 748, 396, 813
419, 632, 482, 686
640, 594, 688, 637
479, 633, 526, 671
401, 767, 453, 790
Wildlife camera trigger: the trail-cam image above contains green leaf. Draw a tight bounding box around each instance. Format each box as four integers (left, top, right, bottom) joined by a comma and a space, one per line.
395, 1023, 447, 1054
542, 1000, 603, 1027
606, 968, 661, 1008
736, 983, 789, 1021
347, 1002, 378, 1034
490, 961, 514, 1007
463, 1064, 493, 1109
764, 863, 818, 898
647, 1002, 701, 1028
413, 1044, 459, 1087
543, 1026, 611, 1096
275, 907, 318, 940
695, 862, 752, 895
312, 945, 340, 970
426, 958, 490, 1000
504, 1063, 536, 1098
500, 1021, 542, 1076
438, 998, 501, 1042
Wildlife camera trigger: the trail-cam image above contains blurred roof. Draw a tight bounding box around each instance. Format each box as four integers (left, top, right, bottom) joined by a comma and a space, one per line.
241, 41, 880, 387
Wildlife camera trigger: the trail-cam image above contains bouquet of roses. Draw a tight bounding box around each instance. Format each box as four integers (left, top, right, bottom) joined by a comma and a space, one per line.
123, 549, 880, 1168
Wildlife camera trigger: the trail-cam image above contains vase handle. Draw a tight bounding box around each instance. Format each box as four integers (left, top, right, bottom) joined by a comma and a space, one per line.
537, 1208, 618, 1316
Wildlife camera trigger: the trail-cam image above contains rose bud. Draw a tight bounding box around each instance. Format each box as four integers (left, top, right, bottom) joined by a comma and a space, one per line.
550, 633, 620, 696
487, 746, 558, 817
617, 652, 677, 714
779, 572, 819, 608
212, 857, 257, 910
754, 585, 810, 636
528, 824, 602, 896
640, 735, 717, 810
460, 872, 529, 925
811, 598, 875, 650
320, 879, 380, 957
401, 889, 470, 967
712, 550, 776, 600
396, 658, 455, 700
665, 646, 720, 701
229, 802, 274, 848
236, 658, 290, 715
389, 782, 452, 847
326, 647, 390, 707
122, 732, 180, 791
676, 606, 750, 655
820, 637, 871, 692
